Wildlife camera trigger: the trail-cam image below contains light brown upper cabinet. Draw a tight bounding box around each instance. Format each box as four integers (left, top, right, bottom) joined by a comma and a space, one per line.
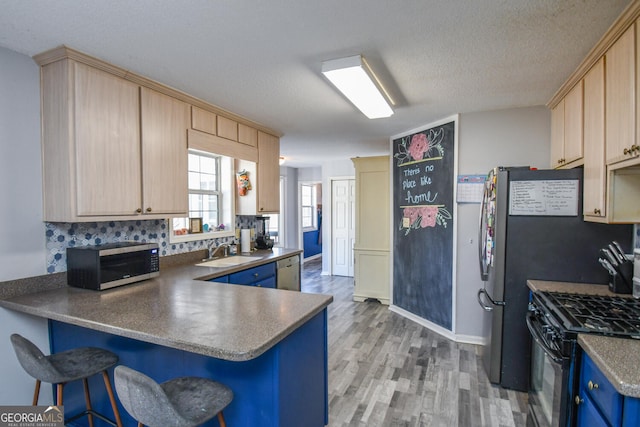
39, 59, 188, 221
257, 131, 280, 213
191, 106, 217, 135
583, 59, 607, 221
606, 24, 638, 165
140, 87, 189, 216
217, 115, 238, 141
550, 82, 583, 169
238, 123, 258, 147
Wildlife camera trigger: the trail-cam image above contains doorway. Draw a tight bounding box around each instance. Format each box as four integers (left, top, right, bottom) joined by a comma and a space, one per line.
331, 179, 355, 276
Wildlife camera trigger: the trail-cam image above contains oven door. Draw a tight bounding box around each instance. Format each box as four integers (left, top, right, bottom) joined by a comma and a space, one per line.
526, 313, 576, 427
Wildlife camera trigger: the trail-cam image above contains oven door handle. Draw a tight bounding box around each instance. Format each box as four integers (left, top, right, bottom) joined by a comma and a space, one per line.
526, 312, 565, 364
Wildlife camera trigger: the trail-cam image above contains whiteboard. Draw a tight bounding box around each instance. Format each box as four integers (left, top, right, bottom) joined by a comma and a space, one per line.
509, 179, 579, 216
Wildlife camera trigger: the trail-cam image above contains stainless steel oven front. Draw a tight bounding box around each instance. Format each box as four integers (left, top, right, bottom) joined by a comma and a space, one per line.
526, 311, 579, 427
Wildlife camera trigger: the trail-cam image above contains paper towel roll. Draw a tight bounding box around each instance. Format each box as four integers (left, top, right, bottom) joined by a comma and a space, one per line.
240, 229, 251, 253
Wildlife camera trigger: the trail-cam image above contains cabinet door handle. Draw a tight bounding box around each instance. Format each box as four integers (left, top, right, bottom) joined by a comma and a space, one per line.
146, 207, 152, 212
575, 395, 583, 405
624, 147, 632, 155
588, 380, 599, 391
253, 273, 259, 277
136, 208, 143, 213
593, 208, 601, 215
632, 144, 640, 153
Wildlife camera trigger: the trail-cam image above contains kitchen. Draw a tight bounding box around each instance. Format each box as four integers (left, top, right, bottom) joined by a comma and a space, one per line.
1, 1, 640, 426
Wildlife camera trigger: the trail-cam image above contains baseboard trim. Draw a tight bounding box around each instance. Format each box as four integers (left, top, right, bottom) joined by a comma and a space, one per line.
389, 304, 486, 345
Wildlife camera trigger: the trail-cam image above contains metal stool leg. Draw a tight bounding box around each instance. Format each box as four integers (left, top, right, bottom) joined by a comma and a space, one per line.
56, 383, 64, 406
83, 378, 95, 427
218, 411, 227, 427
32, 380, 41, 406
101, 370, 123, 427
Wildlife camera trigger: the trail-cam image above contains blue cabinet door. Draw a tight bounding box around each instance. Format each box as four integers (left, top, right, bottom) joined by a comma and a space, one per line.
209, 275, 229, 283
581, 353, 623, 427
577, 391, 610, 427
229, 263, 276, 285
253, 276, 276, 289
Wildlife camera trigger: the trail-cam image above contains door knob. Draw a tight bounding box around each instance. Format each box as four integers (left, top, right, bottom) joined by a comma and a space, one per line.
146, 207, 152, 212
136, 208, 142, 213
575, 395, 583, 405
588, 380, 599, 391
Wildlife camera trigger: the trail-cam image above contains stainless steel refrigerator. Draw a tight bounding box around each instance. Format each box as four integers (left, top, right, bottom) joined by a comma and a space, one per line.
476, 166, 632, 391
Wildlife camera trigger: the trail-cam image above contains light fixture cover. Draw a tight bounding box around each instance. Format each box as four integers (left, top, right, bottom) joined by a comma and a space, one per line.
322, 55, 393, 119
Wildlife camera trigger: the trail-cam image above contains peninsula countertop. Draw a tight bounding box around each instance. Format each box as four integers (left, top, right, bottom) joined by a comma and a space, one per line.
0, 248, 333, 362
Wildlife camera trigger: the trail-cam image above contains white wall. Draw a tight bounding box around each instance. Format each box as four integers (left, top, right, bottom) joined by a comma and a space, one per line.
455, 106, 551, 340
0, 46, 52, 404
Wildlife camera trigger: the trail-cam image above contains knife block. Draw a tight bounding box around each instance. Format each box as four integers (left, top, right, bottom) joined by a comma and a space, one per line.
609, 262, 633, 294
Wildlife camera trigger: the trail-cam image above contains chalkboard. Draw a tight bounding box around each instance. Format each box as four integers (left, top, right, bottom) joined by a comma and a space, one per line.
392, 119, 456, 330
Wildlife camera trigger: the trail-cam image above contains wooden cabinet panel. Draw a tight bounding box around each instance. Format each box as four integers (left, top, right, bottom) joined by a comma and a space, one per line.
238, 123, 258, 147
550, 82, 583, 169
217, 115, 238, 141
74, 63, 142, 216
606, 25, 636, 164
191, 106, 216, 135
564, 81, 584, 165
550, 100, 565, 168
141, 87, 189, 215
257, 131, 280, 213
583, 59, 607, 220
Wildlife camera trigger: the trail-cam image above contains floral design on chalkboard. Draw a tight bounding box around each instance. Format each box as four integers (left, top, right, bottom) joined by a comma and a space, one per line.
400, 205, 452, 234
394, 127, 445, 166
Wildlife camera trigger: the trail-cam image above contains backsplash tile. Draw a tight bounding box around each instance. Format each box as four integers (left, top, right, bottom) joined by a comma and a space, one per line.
45, 217, 257, 273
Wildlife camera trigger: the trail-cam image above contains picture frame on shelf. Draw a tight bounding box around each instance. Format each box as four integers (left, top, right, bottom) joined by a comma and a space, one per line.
189, 217, 203, 234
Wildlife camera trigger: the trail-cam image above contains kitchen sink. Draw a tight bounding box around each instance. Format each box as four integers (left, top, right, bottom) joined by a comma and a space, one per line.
196, 255, 261, 268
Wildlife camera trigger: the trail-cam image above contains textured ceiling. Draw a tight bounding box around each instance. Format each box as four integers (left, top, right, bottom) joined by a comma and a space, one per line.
0, 0, 631, 167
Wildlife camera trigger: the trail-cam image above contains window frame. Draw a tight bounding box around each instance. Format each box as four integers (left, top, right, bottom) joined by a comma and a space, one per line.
169, 149, 235, 244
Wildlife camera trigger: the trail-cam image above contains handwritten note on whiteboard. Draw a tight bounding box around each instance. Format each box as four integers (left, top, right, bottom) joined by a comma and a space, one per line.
509, 180, 579, 216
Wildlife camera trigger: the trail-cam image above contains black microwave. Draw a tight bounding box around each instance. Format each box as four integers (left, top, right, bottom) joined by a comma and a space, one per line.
67, 242, 160, 290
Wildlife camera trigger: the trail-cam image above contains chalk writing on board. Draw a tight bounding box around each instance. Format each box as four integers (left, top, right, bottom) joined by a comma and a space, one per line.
394, 126, 451, 234
509, 180, 579, 216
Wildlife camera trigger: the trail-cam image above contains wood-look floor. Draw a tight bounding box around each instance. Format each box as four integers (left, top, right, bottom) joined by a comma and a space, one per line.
301, 257, 528, 427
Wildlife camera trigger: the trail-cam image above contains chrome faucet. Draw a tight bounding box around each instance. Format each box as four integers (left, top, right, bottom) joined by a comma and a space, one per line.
209, 243, 230, 259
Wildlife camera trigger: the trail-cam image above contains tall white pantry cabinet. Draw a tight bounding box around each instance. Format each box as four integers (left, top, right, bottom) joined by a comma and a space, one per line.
351, 156, 391, 305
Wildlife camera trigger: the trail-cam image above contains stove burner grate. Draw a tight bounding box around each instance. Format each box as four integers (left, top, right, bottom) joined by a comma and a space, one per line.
540, 292, 640, 337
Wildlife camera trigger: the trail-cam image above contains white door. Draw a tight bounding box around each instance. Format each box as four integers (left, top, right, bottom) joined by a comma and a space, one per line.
332, 179, 355, 276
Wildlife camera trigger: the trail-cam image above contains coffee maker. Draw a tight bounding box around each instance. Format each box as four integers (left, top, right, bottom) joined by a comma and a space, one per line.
255, 216, 274, 249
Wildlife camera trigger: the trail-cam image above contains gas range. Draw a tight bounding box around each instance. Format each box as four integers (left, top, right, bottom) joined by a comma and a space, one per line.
527, 290, 640, 427
533, 291, 640, 338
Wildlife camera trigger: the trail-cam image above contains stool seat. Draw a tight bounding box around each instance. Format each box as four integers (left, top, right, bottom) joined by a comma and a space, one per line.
10, 333, 122, 427
115, 365, 233, 427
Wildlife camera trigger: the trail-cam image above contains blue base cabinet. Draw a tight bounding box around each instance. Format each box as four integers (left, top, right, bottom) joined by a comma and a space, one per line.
210, 262, 276, 288
577, 352, 640, 427
49, 309, 328, 427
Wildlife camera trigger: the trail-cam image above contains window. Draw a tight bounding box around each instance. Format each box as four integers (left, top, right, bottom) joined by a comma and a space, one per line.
170, 150, 234, 242
301, 183, 318, 230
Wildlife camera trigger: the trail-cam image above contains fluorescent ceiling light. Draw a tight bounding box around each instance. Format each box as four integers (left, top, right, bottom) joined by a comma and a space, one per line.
322, 55, 394, 119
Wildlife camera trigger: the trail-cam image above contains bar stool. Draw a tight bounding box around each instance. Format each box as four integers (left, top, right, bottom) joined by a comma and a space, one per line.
114, 365, 233, 427
10, 333, 123, 427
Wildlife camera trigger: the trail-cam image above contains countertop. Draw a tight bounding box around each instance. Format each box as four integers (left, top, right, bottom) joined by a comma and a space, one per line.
0, 248, 333, 362
528, 279, 639, 397
578, 334, 640, 398
527, 279, 625, 296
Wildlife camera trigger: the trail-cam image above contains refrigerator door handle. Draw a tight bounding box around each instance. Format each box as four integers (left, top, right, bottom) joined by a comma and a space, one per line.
477, 288, 505, 311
